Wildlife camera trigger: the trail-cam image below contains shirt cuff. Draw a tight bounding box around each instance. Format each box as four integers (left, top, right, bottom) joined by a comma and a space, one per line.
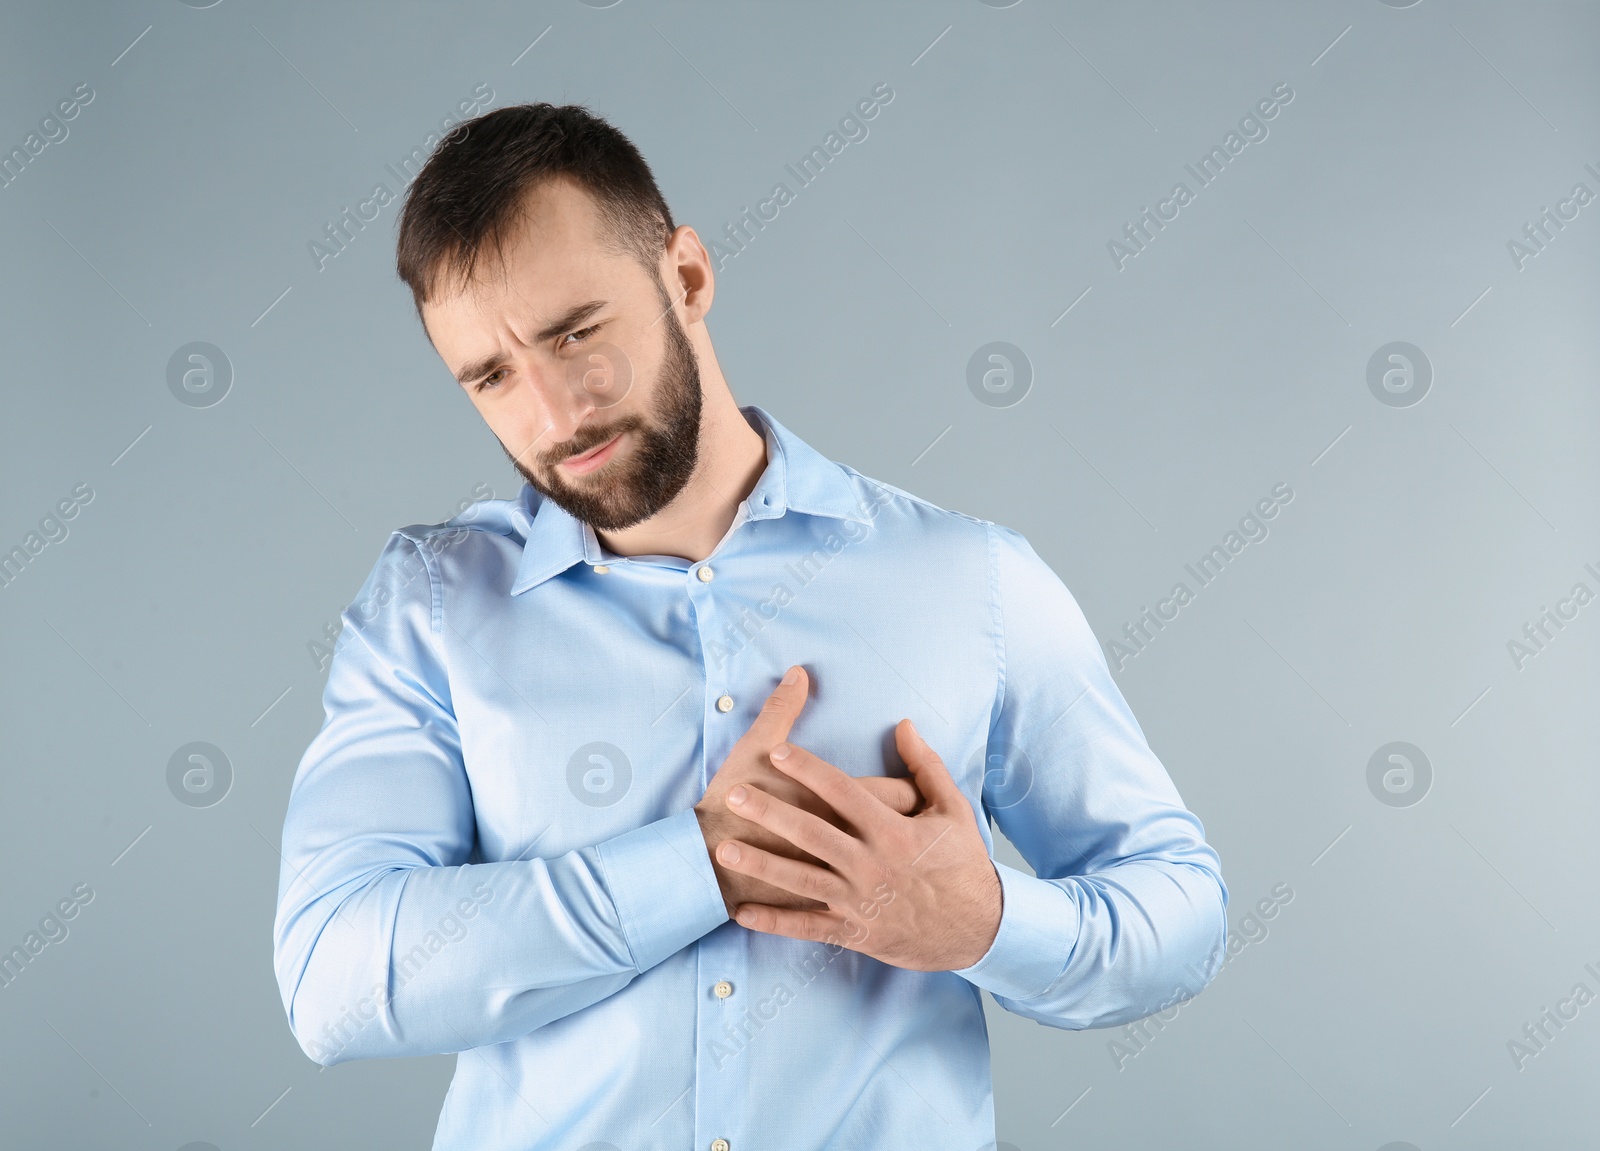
595, 807, 730, 972
950, 859, 1080, 1002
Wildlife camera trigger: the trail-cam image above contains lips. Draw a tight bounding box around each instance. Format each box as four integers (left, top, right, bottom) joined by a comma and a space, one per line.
560, 432, 622, 475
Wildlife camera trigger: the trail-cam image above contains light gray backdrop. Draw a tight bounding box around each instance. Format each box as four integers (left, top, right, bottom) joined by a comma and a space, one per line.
2, 1, 1597, 1148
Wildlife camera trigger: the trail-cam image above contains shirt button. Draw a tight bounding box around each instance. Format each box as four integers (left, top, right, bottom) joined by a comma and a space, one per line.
593, 564, 610, 574
716, 694, 734, 713
713, 980, 733, 999
697, 564, 715, 582
712, 1141, 730, 1151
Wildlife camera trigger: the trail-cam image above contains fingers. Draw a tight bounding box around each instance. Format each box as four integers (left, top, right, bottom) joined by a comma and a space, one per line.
705, 804, 829, 868
723, 870, 829, 915
768, 742, 901, 840
855, 775, 921, 816
715, 838, 846, 905
731, 901, 850, 943
894, 720, 966, 811
751, 664, 810, 745
726, 779, 861, 869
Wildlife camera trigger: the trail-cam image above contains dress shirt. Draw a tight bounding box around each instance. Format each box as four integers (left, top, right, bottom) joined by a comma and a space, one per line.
272, 403, 1228, 1151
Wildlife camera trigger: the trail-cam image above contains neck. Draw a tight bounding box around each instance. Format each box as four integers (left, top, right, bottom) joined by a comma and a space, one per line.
594, 387, 767, 564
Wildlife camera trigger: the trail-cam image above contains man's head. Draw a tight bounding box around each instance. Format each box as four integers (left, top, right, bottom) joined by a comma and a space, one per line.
396, 103, 708, 532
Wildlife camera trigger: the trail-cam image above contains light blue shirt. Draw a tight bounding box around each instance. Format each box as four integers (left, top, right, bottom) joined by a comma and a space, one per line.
272, 404, 1227, 1151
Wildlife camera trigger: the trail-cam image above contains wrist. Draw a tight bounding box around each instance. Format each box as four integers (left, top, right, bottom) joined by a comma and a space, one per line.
961, 860, 1003, 969
692, 805, 737, 917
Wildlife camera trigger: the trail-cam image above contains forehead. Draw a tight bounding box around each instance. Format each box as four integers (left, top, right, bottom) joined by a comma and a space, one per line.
423, 178, 634, 344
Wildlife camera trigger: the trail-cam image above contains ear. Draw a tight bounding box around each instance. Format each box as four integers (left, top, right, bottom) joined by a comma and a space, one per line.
664, 225, 714, 325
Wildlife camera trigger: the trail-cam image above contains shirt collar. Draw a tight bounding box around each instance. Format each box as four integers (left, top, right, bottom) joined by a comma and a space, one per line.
509, 404, 875, 595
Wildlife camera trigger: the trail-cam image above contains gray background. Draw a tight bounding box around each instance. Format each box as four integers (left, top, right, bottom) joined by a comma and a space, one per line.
1, 0, 1596, 1148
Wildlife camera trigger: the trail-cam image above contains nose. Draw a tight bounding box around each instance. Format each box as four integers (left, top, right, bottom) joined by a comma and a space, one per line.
523, 362, 597, 455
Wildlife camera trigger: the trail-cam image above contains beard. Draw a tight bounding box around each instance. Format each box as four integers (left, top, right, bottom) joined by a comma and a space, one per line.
501, 297, 703, 532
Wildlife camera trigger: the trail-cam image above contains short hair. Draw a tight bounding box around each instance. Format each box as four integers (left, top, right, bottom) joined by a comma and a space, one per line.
395, 102, 675, 326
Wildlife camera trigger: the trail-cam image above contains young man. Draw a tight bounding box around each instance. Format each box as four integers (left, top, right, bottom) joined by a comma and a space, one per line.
272, 103, 1227, 1151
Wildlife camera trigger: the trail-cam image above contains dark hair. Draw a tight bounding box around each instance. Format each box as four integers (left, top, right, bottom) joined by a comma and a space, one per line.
395, 103, 675, 325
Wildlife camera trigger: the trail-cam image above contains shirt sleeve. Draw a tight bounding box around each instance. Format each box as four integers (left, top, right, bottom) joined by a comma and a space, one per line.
271, 531, 730, 1066
949, 523, 1229, 1029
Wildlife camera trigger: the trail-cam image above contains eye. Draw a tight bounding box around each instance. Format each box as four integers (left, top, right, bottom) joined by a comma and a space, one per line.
561, 324, 601, 347
474, 369, 507, 394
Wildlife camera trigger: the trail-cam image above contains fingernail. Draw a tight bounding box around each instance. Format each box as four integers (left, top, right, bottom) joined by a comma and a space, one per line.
728, 785, 748, 805
736, 908, 757, 925
770, 743, 790, 761
782, 666, 800, 685
720, 842, 741, 863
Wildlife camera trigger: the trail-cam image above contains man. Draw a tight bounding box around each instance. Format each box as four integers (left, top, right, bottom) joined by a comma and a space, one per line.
272, 103, 1227, 1151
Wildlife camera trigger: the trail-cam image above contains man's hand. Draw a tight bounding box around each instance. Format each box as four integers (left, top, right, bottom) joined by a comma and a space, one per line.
695, 665, 922, 919
710, 716, 1003, 972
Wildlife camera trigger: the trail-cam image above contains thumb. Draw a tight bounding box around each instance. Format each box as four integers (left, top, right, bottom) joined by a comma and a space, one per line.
895, 719, 964, 810
753, 664, 810, 744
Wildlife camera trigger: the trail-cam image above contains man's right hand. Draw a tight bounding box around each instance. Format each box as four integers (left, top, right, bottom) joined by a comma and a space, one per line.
694, 665, 921, 919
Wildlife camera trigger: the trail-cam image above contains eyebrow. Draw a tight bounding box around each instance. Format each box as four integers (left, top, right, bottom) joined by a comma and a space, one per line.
452, 299, 609, 386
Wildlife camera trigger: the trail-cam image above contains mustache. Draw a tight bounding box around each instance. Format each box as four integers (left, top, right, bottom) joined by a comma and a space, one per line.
542, 417, 641, 467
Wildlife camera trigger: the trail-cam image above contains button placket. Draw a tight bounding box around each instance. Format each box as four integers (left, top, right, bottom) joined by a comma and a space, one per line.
688, 550, 750, 1151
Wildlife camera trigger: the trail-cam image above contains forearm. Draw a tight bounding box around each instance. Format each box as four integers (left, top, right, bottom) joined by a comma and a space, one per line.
955, 850, 1227, 1030
274, 808, 728, 1064
972, 521, 1232, 1029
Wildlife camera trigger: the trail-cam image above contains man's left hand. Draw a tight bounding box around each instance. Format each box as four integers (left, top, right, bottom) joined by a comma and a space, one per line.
711, 718, 1003, 972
